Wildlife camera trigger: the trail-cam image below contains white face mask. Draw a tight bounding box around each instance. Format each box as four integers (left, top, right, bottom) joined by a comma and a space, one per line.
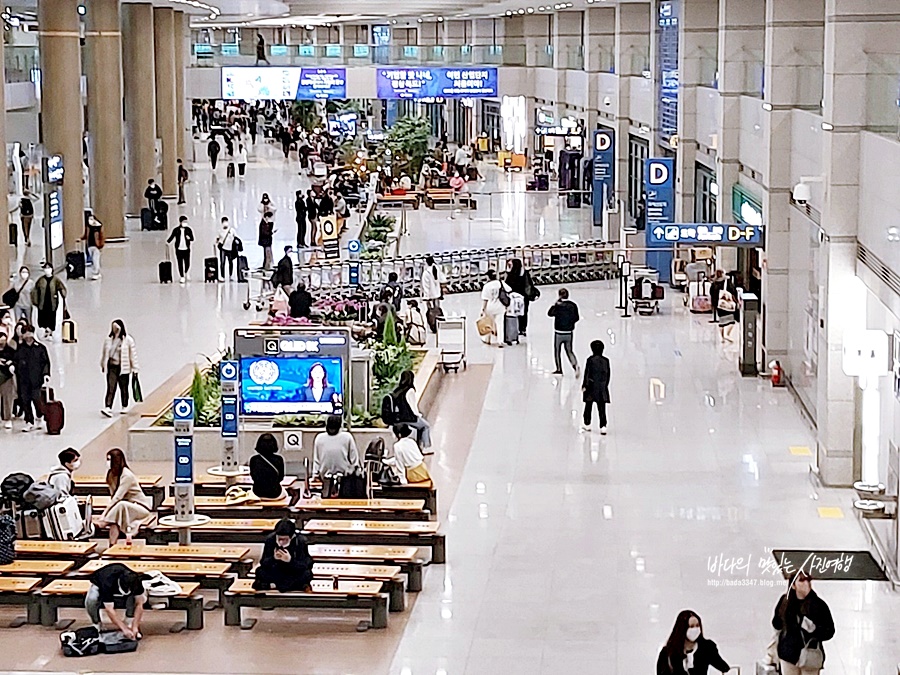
686, 626, 701, 642
71, 459, 81, 471
43, 268, 53, 278
19, 271, 28, 279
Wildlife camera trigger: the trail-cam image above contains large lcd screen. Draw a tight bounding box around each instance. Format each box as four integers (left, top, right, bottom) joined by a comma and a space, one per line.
240, 356, 344, 415
376, 67, 498, 99
222, 67, 347, 100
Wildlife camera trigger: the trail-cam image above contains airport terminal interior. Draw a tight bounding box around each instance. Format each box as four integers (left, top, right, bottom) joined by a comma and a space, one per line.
1, 0, 900, 673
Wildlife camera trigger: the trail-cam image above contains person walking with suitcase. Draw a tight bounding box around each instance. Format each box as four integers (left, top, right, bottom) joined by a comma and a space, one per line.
143, 179, 162, 218
12, 324, 50, 432
100, 319, 139, 418
581, 340, 610, 434
166, 216, 195, 284
547, 288, 580, 377
82, 214, 105, 281
479, 269, 509, 347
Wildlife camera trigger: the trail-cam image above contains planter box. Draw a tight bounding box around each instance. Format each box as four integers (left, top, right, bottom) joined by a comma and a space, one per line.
127, 350, 443, 474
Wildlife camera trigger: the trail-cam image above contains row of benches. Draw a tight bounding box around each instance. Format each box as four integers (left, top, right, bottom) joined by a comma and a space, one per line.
375, 189, 477, 210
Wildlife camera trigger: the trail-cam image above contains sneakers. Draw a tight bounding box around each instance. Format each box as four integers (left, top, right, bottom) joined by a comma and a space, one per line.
21, 423, 40, 433
3, 421, 11, 430
101, 408, 113, 418
119, 407, 129, 415
551, 370, 563, 375
580, 423, 591, 432
179, 277, 186, 285
600, 427, 608, 435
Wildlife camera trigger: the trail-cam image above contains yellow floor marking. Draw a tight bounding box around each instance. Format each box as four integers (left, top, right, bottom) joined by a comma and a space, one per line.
790, 446, 812, 456
817, 507, 844, 519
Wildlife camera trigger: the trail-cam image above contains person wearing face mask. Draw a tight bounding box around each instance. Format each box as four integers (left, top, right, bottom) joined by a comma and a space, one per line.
772, 571, 834, 674
12, 325, 50, 432
0, 329, 15, 429
99, 448, 152, 546
31, 265, 67, 339
100, 320, 140, 417
657, 610, 730, 675
252, 518, 313, 592
82, 213, 105, 280
47, 448, 81, 496
11, 266, 34, 323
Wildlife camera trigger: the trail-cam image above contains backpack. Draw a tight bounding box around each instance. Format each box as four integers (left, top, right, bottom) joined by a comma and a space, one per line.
364, 437, 385, 463
22, 481, 60, 511
0, 514, 16, 564
60, 626, 101, 657
380, 394, 399, 425
1, 473, 34, 504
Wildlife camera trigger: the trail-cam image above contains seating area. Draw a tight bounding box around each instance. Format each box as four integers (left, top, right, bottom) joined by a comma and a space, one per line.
375, 192, 420, 209
423, 188, 477, 209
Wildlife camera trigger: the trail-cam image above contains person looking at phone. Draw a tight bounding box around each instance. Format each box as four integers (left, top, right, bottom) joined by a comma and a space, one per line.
252, 519, 313, 593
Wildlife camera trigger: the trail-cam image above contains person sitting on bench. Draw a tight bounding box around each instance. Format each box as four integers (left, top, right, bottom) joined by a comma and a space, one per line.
252, 518, 313, 593
99, 448, 152, 546
86, 562, 150, 639
47, 447, 81, 496
249, 433, 285, 500
383, 424, 432, 485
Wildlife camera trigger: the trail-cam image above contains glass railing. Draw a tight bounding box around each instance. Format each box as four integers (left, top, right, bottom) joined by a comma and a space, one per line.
865, 53, 900, 138
5, 45, 39, 84
191, 43, 561, 68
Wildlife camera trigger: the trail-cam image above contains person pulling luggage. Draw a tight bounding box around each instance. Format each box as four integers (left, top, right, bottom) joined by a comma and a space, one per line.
12, 324, 50, 433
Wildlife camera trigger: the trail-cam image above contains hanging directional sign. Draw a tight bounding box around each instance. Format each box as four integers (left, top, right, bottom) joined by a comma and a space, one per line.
647, 223, 765, 246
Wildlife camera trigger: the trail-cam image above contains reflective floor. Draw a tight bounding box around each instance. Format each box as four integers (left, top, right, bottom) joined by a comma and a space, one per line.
0, 142, 897, 673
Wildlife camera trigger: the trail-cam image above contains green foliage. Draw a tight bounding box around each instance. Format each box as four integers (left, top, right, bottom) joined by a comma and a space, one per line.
386, 116, 431, 178
364, 213, 396, 245
290, 101, 321, 132
382, 311, 400, 347
273, 406, 383, 429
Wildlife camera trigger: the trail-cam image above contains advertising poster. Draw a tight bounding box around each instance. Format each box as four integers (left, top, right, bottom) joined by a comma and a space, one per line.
376, 67, 498, 99
222, 67, 346, 100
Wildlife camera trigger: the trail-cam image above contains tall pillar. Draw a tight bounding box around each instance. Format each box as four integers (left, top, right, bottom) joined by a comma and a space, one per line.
39, 0, 85, 252
85, 0, 126, 239
675, 0, 718, 222
122, 3, 156, 216
154, 7, 177, 196
715, 0, 765, 224
0, 41, 8, 286
174, 11, 190, 164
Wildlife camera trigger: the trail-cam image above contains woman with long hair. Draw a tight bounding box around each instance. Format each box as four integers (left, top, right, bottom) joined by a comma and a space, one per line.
771, 571, 834, 674
249, 433, 286, 499
504, 258, 539, 335
656, 609, 730, 675
99, 448, 152, 546
301, 362, 337, 407
390, 369, 432, 453
100, 319, 139, 418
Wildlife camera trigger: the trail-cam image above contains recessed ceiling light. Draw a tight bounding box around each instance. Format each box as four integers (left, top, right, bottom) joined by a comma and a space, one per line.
517, 8, 525, 13
526, 7, 534, 12
505, 9, 512, 15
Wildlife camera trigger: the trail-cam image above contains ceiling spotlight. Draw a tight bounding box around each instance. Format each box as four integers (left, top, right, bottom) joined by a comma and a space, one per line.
526, 7, 534, 12
76, 4, 86, 14
391, 19, 397, 23
517, 8, 525, 13
505, 9, 512, 15
437, 16, 444, 21
418, 17, 424, 22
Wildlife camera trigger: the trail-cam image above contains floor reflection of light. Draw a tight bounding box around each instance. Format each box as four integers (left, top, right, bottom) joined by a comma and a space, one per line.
478, 503, 489, 519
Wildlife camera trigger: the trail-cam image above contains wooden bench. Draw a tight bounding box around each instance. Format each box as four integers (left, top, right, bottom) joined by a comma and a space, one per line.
312, 563, 404, 612
302, 520, 445, 564
224, 578, 388, 630
74, 560, 234, 608
376, 193, 420, 210
59, 475, 165, 509
305, 480, 438, 516
0, 577, 42, 625
147, 518, 278, 545
0, 560, 76, 579
309, 545, 424, 592
424, 189, 476, 209
190, 475, 297, 497
154, 495, 293, 520
104, 543, 253, 577
14, 541, 97, 565
39, 579, 204, 630
89, 512, 157, 540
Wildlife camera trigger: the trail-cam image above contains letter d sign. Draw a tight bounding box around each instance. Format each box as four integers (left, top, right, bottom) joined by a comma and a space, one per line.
594, 131, 611, 152
649, 161, 669, 185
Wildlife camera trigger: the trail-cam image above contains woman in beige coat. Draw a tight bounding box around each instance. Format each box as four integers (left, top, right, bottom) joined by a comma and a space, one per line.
100, 448, 152, 546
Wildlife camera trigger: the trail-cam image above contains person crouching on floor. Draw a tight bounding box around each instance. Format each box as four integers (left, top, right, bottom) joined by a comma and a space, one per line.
252, 518, 313, 593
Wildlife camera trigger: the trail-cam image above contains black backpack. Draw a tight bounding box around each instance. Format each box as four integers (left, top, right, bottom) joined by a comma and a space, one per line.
0, 514, 16, 565
60, 626, 101, 657
380, 394, 399, 425
364, 437, 385, 463
1, 473, 34, 504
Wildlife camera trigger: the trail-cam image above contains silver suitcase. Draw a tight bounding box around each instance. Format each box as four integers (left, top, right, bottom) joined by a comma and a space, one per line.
41, 495, 85, 540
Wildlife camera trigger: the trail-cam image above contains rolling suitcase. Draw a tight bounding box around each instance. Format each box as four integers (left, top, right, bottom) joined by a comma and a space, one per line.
204, 256, 219, 282
43, 388, 65, 435
536, 173, 550, 191
504, 315, 520, 344
426, 306, 444, 334
227, 162, 235, 178
159, 261, 173, 284
140, 208, 154, 231
41, 494, 84, 540
237, 255, 249, 283
65, 251, 85, 279
61, 318, 77, 344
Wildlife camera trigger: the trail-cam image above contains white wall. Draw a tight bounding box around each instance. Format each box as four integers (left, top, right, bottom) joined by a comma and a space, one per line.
628, 76, 652, 127
738, 95, 767, 176
790, 110, 824, 213
695, 86, 718, 150
595, 72, 618, 112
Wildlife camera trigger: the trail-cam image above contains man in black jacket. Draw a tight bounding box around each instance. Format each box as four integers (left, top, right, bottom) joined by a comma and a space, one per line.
288, 281, 313, 319
581, 340, 610, 434
271, 246, 294, 289
13, 324, 50, 432
547, 287, 580, 377
144, 179, 162, 217
166, 216, 195, 284
294, 190, 307, 248
252, 519, 313, 592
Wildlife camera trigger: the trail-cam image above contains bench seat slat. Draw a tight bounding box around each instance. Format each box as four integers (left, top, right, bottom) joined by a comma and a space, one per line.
41, 579, 200, 597
227, 578, 382, 596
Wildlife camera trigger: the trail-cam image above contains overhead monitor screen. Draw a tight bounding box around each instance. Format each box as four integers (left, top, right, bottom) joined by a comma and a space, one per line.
222, 67, 347, 100
376, 67, 498, 99
240, 356, 344, 416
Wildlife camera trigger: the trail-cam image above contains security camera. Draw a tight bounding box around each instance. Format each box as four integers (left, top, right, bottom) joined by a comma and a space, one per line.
792, 182, 811, 204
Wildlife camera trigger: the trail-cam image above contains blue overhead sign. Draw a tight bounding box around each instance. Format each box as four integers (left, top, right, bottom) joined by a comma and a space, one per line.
592, 128, 615, 227
648, 223, 765, 246
296, 68, 347, 100
644, 157, 676, 283
376, 67, 498, 99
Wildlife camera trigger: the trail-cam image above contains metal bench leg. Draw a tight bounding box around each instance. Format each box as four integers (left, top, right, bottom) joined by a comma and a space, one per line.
425, 493, 437, 515
388, 579, 405, 612
224, 595, 242, 626
27, 597, 41, 625
407, 562, 423, 592
186, 595, 204, 630
432, 534, 446, 564
371, 595, 388, 629
40, 596, 56, 627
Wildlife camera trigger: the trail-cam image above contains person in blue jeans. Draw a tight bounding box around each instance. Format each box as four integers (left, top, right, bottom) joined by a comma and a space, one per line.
547, 288, 580, 377
85, 563, 149, 639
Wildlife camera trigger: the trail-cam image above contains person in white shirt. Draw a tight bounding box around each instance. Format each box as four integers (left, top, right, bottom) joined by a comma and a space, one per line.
166, 216, 194, 284
47, 448, 81, 496
383, 424, 432, 484
454, 144, 469, 174
236, 144, 249, 177
399, 174, 412, 191
215, 217, 239, 281
480, 269, 510, 346
420, 255, 445, 314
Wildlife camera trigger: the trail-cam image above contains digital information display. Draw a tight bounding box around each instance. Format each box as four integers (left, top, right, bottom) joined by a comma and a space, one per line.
222, 67, 347, 100
376, 67, 498, 99
234, 328, 351, 417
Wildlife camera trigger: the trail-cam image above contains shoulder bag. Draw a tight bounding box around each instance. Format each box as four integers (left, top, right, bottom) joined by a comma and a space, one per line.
797, 636, 824, 669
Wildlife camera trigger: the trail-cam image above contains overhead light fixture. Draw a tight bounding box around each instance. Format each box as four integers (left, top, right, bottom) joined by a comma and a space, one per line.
821, 122, 834, 131
517, 8, 525, 13
761, 102, 772, 111
437, 16, 444, 21
505, 9, 512, 15
526, 7, 534, 12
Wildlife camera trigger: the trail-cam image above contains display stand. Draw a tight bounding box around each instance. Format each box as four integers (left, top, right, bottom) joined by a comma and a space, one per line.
163, 397, 209, 546
207, 361, 245, 486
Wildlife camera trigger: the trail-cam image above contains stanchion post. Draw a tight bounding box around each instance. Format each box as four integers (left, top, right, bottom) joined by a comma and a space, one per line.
620, 259, 632, 319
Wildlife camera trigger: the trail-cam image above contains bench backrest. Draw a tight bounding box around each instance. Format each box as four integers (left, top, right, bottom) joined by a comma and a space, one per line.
15, 541, 97, 556
303, 519, 440, 533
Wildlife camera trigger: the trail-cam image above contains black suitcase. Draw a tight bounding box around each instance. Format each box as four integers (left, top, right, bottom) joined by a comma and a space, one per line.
65, 251, 85, 279
159, 260, 173, 284
536, 173, 550, 191
237, 255, 249, 283
504, 315, 520, 344
227, 162, 235, 178
99, 630, 139, 654
204, 257, 218, 282
157, 200, 169, 215
426, 306, 444, 334
140, 208, 154, 231
153, 212, 168, 231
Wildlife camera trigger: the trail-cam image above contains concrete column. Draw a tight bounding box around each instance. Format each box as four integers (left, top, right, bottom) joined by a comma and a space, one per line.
759, 0, 824, 371
815, 0, 900, 485
39, 0, 85, 251
174, 11, 190, 164
122, 3, 157, 215
85, 0, 126, 239
614, 2, 650, 230
715, 0, 765, 225
154, 7, 177, 196
675, 0, 718, 222
0, 40, 8, 286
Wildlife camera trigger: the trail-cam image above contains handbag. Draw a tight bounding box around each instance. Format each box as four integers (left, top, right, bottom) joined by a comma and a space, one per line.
717, 293, 736, 313
476, 314, 495, 336
131, 374, 143, 403
797, 638, 824, 669
498, 284, 511, 307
